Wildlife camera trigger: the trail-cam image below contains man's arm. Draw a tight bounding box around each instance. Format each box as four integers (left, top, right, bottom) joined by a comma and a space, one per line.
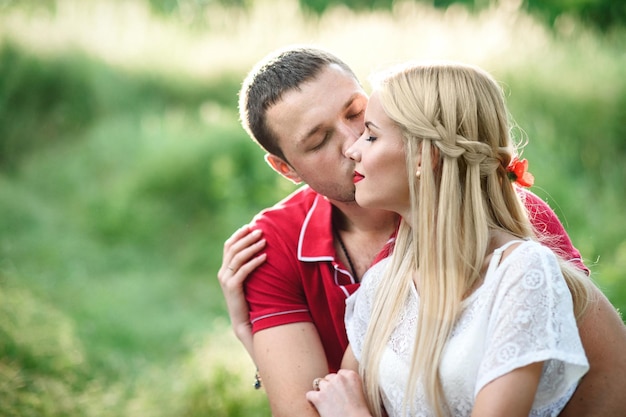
255, 322, 331, 417
560, 286, 626, 416
306, 346, 372, 417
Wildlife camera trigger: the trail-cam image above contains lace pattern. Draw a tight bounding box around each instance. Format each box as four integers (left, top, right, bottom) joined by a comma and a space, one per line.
345, 240, 589, 416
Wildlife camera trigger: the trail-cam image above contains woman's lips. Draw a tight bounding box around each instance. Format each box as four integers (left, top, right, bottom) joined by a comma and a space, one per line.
353, 171, 364, 183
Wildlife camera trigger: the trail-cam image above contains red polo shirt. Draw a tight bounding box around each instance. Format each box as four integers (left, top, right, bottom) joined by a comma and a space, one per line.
521, 190, 588, 274
245, 186, 395, 372
245, 185, 586, 373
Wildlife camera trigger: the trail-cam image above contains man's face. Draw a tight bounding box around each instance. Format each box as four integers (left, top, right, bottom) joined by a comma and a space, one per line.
266, 64, 368, 203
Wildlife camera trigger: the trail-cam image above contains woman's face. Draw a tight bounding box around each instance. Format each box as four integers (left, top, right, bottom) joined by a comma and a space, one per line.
346, 90, 411, 219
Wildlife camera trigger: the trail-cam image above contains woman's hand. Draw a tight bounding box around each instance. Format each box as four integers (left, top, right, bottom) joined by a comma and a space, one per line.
217, 225, 266, 360
306, 369, 372, 417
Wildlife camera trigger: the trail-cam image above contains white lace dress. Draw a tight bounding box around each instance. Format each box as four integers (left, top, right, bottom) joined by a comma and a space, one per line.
345, 240, 589, 417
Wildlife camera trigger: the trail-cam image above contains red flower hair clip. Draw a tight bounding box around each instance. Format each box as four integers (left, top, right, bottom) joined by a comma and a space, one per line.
507, 157, 535, 187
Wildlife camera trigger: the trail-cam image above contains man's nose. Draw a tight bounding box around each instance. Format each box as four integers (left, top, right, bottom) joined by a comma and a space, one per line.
340, 121, 363, 155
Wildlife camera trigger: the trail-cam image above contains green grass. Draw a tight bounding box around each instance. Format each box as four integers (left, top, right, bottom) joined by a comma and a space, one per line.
0, 1, 624, 415
499, 36, 626, 307
0, 38, 284, 415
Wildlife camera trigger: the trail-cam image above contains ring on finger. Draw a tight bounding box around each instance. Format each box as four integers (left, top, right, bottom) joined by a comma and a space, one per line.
312, 377, 323, 391
227, 265, 236, 272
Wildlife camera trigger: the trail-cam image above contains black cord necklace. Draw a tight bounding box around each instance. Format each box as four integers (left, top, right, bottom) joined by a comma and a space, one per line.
335, 230, 358, 281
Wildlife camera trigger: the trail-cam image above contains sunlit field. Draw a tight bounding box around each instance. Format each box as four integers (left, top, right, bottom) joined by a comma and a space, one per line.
1, 0, 624, 415
2, 0, 602, 79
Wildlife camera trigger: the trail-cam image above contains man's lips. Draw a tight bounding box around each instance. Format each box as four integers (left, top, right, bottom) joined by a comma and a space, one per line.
353, 171, 364, 184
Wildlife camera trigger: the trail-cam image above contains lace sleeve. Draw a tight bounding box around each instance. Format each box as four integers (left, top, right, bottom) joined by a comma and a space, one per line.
476, 242, 589, 412
345, 258, 389, 362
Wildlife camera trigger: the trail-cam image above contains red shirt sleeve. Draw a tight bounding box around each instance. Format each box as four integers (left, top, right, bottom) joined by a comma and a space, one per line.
519, 187, 589, 275
245, 212, 313, 333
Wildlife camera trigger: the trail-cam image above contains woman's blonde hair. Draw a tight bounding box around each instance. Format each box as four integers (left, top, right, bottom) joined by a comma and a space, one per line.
359, 62, 591, 417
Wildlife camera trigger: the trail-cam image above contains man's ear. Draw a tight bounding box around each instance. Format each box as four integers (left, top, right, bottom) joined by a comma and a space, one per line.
264, 154, 303, 184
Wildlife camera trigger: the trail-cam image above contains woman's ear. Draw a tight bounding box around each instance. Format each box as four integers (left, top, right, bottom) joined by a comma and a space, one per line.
264, 154, 303, 184
416, 147, 423, 178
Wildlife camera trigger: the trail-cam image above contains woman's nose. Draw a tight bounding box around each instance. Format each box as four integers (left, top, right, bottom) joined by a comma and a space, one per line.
345, 140, 361, 161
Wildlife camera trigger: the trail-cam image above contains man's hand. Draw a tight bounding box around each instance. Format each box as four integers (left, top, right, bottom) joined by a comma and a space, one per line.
217, 225, 266, 360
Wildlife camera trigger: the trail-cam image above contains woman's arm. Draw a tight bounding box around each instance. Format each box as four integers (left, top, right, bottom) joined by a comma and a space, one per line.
472, 361, 543, 417
217, 225, 266, 361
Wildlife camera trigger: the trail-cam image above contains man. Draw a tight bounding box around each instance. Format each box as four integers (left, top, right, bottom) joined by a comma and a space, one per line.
218, 46, 626, 417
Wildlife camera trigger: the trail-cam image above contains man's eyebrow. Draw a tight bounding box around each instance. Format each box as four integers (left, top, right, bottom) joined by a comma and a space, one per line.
297, 92, 364, 145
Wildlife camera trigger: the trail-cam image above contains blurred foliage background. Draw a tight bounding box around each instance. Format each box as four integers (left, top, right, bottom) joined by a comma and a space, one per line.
0, 0, 624, 416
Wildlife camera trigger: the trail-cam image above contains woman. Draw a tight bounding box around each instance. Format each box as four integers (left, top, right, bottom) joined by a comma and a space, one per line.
306, 61, 592, 417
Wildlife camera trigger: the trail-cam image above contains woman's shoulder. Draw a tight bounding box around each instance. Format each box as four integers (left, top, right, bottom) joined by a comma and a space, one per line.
487, 239, 564, 297
360, 257, 391, 290
498, 239, 557, 267
347, 257, 391, 310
